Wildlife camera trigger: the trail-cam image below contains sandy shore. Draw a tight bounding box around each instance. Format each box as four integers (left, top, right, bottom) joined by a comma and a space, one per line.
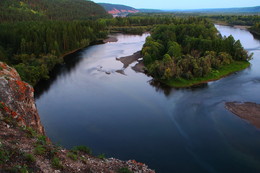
132, 60, 145, 73
116, 51, 141, 68
103, 37, 118, 43
233, 25, 251, 30
225, 102, 260, 128
116, 51, 146, 73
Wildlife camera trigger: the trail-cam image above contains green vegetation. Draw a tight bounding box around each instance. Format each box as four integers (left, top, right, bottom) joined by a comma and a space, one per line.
206, 15, 260, 26
0, 21, 107, 85
164, 61, 250, 87
24, 153, 36, 163
117, 167, 133, 173
250, 22, 260, 36
51, 157, 63, 169
67, 152, 78, 161
72, 145, 92, 155
0, 0, 110, 86
0, 0, 110, 22
142, 18, 252, 87
34, 145, 46, 155
97, 153, 106, 159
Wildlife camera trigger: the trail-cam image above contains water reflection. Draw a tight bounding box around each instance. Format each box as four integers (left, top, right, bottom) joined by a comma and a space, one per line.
35, 29, 260, 173
35, 50, 84, 98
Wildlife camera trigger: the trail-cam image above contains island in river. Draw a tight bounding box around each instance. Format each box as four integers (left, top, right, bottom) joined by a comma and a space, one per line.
141, 19, 252, 88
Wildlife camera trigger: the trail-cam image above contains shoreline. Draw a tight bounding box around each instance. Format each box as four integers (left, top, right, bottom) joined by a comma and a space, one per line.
162, 61, 250, 88
225, 102, 260, 128
116, 51, 146, 73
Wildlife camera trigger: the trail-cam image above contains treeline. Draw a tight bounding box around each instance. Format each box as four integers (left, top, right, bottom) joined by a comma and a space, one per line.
0, 0, 110, 22
100, 16, 206, 34
0, 21, 107, 85
250, 22, 260, 36
142, 18, 251, 83
206, 15, 260, 26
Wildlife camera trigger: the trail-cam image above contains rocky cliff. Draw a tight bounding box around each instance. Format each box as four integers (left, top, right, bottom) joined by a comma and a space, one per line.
0, 62, 154, 172
0, 62, 44, 134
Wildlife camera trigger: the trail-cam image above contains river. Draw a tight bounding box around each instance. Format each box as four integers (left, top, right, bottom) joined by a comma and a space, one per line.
35, 25, 260, 173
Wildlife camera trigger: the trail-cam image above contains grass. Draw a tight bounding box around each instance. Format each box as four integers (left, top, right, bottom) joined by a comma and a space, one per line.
67, 152, 78, 161
164, 61, 250, 88
97, 153, 106, 159
0, 102, 4, 109
34, 145, 46, 155
72, 145, 92, 155
51, 157, 63, 169
117, 168, 133, 173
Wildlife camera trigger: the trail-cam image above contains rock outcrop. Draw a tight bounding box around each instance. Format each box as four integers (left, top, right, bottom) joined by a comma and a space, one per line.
0, 62, 44, 134
0, 62, 154, 172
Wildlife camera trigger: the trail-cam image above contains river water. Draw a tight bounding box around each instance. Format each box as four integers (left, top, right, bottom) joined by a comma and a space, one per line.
35, 25, 260, 173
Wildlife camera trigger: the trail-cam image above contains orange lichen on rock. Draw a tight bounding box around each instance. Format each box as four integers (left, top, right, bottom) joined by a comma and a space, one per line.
0, 62, 45, 134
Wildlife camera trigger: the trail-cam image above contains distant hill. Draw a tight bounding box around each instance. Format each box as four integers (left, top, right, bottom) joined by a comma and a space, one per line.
138, 9, 164, 13
0, 0, 110, 22
98, 3, 139, 17
165, 6, 260, 14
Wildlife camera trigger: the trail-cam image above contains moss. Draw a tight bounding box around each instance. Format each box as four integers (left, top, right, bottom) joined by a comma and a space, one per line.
164, 61, 250, 88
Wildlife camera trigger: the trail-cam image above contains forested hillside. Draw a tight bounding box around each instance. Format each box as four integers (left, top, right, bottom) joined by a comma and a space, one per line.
0, 0, 110, 85
0, 0, 110, 22
0, 21, 107, 85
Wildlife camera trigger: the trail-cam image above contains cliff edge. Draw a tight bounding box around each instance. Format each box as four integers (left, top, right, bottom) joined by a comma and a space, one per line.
0, 62, 154, 173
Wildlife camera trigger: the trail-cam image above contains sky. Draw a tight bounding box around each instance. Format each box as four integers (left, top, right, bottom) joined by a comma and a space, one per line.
93, 0, 260, 10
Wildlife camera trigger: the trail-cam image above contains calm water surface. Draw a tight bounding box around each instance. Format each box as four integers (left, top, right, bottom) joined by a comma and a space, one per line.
35, 25, 260, 173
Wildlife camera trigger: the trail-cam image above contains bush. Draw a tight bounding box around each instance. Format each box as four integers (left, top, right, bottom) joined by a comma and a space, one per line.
24, 153, 36, 163
72, 146, 92, 155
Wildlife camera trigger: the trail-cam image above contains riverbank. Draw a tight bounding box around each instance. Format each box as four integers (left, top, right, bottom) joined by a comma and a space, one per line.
163, 61, 250, 88
116, 51, 146, 73
0, 62, 155, 172
225, 102, 260, 128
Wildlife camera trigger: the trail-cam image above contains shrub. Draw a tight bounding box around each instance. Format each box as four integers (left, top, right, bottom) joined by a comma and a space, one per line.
24, 153, 36, 163
72, 145, 92, 155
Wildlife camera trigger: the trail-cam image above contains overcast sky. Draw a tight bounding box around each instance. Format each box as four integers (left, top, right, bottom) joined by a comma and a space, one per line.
93, 0, 260, 10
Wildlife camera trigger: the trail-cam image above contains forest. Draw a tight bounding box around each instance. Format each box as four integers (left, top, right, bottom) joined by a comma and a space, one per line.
141, 17, 252, 87
0, 21, 107, 85
0, 0, 111, 85
205, 15, 260, 26
0, 0, 257, 87
0, 0, 110, 22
